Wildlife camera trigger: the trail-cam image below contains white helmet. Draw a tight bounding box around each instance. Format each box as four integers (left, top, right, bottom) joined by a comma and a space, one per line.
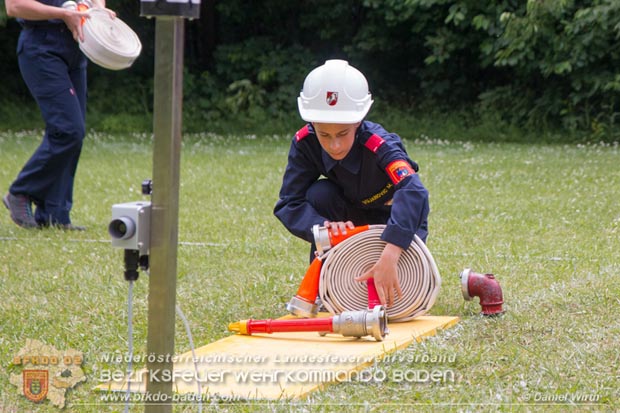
297, 59, 373, 124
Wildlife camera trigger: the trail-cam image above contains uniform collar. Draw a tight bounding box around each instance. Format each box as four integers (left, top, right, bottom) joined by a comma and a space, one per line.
322, 132, 362, 174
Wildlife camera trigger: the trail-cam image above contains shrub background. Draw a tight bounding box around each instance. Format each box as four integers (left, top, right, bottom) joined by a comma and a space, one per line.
1, 0, 619, 140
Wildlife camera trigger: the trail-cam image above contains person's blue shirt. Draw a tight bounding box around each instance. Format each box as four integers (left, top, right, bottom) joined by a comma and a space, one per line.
274, 120, 429, 250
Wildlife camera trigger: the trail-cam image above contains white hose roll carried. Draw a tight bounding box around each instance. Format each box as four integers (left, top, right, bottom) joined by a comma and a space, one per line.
80, 8, 142, 70
318, 225, 441, 322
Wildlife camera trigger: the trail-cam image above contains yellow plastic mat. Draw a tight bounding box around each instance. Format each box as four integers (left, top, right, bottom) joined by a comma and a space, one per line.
97, 315, 459, 400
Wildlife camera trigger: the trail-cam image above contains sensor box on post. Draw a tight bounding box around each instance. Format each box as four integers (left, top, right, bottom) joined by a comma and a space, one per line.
109, 201, 152, 255
140, 0, 200, 19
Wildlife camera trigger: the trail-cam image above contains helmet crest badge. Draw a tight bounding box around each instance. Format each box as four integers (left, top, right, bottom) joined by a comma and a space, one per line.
326, 91, 339, 106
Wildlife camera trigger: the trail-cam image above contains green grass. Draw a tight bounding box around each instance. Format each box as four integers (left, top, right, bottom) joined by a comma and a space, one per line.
0, 130, 618, 412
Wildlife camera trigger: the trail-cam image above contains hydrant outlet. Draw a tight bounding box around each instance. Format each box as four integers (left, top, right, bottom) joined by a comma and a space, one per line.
460, 268, 504, 316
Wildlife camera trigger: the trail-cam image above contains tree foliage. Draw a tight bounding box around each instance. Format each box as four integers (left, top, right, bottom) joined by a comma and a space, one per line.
0, 0, 618, 139
493, 0, 620, 133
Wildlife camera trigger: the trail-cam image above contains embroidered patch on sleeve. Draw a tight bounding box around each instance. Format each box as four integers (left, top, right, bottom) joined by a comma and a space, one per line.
386, 160, 415, 184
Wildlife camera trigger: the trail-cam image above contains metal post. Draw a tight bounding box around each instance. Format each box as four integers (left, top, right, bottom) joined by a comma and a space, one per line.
145, 17, 185, 413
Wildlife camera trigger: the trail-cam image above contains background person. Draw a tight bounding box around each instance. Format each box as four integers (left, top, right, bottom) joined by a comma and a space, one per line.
3, 0, 113, 230
274, 59, 430, 307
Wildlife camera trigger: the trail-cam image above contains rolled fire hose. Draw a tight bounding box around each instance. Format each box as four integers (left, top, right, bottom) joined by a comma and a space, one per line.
318, 225, 441, 322
77, 6, 142, 70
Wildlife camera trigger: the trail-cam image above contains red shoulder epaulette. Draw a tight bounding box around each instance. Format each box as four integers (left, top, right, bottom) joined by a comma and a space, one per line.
363, 133, 385, 153
295, 124, 311, 142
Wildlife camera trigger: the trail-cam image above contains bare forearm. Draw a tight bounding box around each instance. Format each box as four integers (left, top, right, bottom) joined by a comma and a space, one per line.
5, 0, 71, 20
381, 242, 403, 263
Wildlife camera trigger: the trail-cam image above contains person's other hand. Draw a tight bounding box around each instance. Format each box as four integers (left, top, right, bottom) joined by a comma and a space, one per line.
355, 243, 403, 307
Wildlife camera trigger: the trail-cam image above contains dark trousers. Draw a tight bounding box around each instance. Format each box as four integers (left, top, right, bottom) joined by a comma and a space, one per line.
10, 24, 87, 225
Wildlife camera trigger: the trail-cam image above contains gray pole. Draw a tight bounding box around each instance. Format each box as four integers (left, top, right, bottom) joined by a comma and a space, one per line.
145, 17, 185, 413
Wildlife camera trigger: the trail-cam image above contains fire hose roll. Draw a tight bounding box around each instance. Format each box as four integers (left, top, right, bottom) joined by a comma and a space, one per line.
79, 8, 142, 70
318, 225, 441, 322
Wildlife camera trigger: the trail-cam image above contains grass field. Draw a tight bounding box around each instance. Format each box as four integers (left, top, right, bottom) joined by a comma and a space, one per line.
0, 130, 618, 412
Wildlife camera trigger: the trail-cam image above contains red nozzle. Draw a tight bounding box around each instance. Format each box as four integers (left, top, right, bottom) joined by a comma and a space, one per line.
229, 317, 333, 335
460, 269, 504, 315
229, 307, 389, 341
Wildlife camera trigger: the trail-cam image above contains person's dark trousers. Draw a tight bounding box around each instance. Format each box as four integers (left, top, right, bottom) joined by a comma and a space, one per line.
9, 24, 87, 226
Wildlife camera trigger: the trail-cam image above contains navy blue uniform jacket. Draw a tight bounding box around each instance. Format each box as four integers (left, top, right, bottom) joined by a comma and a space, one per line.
274, 121, 429, 250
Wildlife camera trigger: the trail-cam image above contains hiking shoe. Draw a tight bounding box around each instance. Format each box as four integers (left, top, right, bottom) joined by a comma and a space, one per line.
3, 193, 37, 229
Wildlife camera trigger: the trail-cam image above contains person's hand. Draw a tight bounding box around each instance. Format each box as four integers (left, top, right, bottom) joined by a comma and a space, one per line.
64, 3, 116, 42
62, 9, 90, 42
323, 220, 354, 236
355, 243, 403, 307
